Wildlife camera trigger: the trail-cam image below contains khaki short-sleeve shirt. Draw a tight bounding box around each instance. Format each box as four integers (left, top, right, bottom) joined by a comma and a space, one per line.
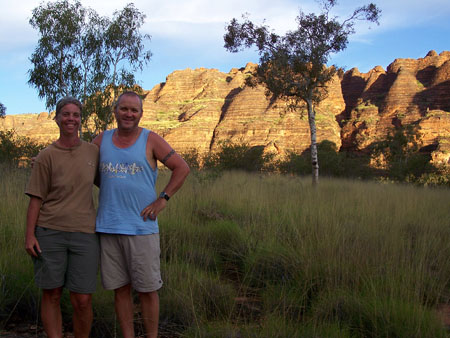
25, 141, 99, 233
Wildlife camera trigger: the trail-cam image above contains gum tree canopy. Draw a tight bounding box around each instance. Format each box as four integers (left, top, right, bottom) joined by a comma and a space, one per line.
28, 0, 152, 138
224, 0, 381, 184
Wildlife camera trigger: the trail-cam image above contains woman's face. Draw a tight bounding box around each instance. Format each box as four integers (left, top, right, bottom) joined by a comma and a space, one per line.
55, 103, 81, 136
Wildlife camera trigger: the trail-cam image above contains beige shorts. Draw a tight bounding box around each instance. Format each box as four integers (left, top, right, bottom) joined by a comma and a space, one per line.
99, 233, 163, 292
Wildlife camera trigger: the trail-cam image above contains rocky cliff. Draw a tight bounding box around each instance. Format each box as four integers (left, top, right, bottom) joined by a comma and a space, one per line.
2, 51, 449, 166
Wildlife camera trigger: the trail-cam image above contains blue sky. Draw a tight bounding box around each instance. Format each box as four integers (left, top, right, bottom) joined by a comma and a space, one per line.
1, 0, 449, 115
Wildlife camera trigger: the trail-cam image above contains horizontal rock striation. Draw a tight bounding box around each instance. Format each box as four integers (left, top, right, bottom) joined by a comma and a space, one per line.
2, 51, 449, 166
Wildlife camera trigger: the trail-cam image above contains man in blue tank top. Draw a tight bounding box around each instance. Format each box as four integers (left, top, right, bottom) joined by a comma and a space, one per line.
93, 91, 190, 338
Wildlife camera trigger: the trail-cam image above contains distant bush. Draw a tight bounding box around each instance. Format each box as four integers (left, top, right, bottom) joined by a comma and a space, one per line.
0, 129, 46, 166
183, 141, 275, 173
181, 136, 449, 185
278, 140, 374, 179
0, 102, 5, 118
180, 148, 201, 170
417, 164, 450, 187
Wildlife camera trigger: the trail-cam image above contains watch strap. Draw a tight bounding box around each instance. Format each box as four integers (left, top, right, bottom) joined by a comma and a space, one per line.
159, 191, 170, 201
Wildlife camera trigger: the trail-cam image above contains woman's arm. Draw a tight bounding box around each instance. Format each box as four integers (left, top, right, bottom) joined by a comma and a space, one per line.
25, 196, 43, 257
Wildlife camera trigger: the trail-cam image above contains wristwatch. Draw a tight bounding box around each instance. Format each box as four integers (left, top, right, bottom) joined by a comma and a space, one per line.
159, 191, 170, 201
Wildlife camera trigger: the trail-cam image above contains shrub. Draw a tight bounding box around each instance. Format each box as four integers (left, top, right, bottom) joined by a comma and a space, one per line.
159, 262, 236, 331
0, 129, 46, 166
311, 289, 448, 338
204, 141, 274, 172
243, 243, 299, 288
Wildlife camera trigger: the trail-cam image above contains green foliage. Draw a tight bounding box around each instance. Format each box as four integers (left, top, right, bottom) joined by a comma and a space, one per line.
210, 141, 274, 171
28, 0, 86, 107
371, 124, 434, 182
277, 150, 311, 175
0, 130, 46, 166
186, 141, 275, 172
417, 165, 450, 187
244, 244, 299, 288
311, 290, 447, 338
278, 140, 374, 178
183, 138, 448, 185
225, 1, 380, 106
224, 0, 381, 182
28, 0, 151, 138
180, 148, 201, 170
2, 168, 449, 336
0, 102, 6, 118
160, 262, 236, 330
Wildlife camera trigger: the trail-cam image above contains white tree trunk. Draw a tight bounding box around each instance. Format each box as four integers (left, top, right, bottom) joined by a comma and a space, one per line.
307, 99, 319, 185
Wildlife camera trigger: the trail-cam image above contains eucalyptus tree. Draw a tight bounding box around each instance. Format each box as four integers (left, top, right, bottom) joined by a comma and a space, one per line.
28, 0, 85, 108
224, 0, 381, 184
28, 0, 151, 138
88, 3, 152, 135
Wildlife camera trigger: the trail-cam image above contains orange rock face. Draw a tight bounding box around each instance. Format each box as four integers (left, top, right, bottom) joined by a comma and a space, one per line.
340, 50, 450, 166
1, 51, 449, 167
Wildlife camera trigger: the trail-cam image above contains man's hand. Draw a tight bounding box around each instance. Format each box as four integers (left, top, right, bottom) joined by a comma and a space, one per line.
141, 198, 167, 221
25, 233, 41, 258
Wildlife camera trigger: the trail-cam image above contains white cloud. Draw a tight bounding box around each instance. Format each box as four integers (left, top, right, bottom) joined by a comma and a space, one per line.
2, 0, 449, 46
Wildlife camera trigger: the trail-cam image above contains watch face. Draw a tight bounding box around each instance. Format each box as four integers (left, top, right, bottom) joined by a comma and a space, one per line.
160, 192, 170, 200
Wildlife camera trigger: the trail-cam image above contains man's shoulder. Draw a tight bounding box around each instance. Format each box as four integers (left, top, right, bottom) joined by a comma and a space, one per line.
92, 129, 115, 147
146, 129, 163, 141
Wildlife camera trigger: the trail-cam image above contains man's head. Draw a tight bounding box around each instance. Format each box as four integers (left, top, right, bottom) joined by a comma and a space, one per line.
114, 91, 143, 113
114, 91, 143, 132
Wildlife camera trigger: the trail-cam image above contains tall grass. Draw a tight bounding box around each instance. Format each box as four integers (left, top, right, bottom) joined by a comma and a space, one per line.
1, 163, 449, 337
0, 163, 40, 327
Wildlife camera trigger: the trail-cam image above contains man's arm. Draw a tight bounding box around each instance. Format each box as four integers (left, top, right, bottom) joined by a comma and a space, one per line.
25, 196, 43, 257
92, 132, 104, 187
141, 132, 190, 221
92, 132, 104, 148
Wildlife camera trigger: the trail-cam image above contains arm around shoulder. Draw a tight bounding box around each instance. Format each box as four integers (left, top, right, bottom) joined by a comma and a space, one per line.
92, 132, 104, 148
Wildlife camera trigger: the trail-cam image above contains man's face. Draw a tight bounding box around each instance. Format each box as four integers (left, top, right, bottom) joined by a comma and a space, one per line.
114, 94, 143, 132
55, 103, 81, 136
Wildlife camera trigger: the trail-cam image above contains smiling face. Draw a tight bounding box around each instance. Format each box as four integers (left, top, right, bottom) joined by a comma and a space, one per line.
55, 103, 81, 136
114, 94, 143, 132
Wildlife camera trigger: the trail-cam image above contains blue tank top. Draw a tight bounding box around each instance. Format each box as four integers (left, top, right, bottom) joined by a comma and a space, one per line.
96, 128, 159, 235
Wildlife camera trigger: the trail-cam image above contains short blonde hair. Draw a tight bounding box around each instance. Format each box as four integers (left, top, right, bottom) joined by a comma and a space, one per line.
55, 97, 82, 117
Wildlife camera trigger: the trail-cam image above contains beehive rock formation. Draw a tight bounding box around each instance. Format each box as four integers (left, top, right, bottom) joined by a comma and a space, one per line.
2, 51, 449, 166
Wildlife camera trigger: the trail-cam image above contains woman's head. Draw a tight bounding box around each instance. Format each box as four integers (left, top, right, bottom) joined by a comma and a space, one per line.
54, 97, 82, 136
55, 97, 82, 117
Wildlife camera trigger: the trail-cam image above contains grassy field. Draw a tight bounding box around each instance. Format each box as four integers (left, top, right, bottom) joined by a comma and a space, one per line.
1, 163, 449, 337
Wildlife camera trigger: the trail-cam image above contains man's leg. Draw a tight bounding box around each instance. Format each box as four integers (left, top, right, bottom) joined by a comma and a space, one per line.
70, 292, 93, 338
115, 284, 135, 338
41, 287, 63, 338
138, 291, 159, 338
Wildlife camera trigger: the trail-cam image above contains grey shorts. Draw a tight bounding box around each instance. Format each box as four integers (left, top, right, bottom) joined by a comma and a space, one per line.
33, 226, 99, 293
99, 233, 163, 292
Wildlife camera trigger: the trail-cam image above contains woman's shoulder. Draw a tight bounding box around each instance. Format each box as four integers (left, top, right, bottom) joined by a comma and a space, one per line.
35, 143, 56, 160
81, 140, 100, 153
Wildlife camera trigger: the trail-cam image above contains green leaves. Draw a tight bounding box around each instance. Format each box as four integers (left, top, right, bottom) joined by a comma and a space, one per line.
0, 103, 5, 118
224, 0, 381, 107
224, 0, 381, 182
28, 0, 152, 138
